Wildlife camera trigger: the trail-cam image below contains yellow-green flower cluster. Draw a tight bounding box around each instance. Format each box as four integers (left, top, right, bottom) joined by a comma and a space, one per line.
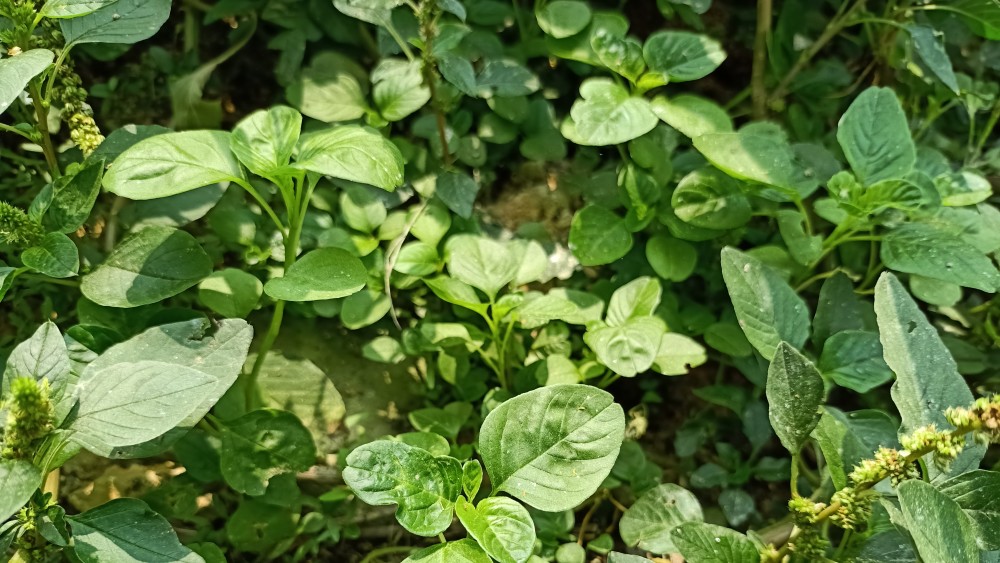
946, 395, 1000, 443
828, 488, 872, 531
0, 201, 44, 248
52, 64, 104, 157
788, 495, 825, 525
0, 0, 35, 48
900, 424, 966, 469
787, 524, 829, 560
848, 446, 918, 487
2, 377, 54, 460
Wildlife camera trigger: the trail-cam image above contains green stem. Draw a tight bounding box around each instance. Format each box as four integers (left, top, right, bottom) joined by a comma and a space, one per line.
234, 179, 286, 235
972, 100, 1000, 162
20, 273, 80, 287
28, 82, 60, 177
790, 452, 801, 497
752, 0, 773, 118
246, 300, 285, 409
359, 546, 420, 563
0, 122, 35, 141
385, 21, 416, 61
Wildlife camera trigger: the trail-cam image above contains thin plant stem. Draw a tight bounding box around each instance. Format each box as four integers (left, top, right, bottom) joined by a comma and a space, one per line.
0, 122, 34, 141
576, 498, 602, 545
28, 83, 60, 177
752, 0, 773, 118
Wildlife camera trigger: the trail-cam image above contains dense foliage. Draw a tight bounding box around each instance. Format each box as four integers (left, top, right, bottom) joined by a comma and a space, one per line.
1, 0, 1000, 561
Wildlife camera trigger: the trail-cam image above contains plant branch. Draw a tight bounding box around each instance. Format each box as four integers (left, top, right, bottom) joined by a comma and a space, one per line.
752, 0, 773, 118
28, 82, 60, 177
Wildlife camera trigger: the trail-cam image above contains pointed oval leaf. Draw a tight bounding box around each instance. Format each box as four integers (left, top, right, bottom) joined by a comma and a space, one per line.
836, 87, 915, 185
0, 49, 54, 116
479, 384, 625, 512
642, 31, 726, 83
264, 247, 367, 302
898, 479, 979, 563
220, 409, 317, 496
620, 483, 703, 554
671, 522, 760, 563
881, 222, 1000, 292
938, 469, 1000, 550
585, 317, 666, 377
22, 232, 79, 278
61, 0, 170, 45
68, 499, 202, 562
403, 539, 492, 563
444, 235, 519, 299
0, 460, 42, 523
344, 440, 463, 536
292, 126, 404, 191
766, 342, 824, 452
231, 106, 301, 179
456, 496, 536, 563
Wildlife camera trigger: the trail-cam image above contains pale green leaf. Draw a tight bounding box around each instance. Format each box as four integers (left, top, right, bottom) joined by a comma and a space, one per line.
620, 483, 703, 554
293, 126, 404, 191
898, 480, 979, 563
836, 87, 915, 185
68, 499, 202, 562
264, 248, 367, 302
456, 496, 536, 563
0, 49, 54, 116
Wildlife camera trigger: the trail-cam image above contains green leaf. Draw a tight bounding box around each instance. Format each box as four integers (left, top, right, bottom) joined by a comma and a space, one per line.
586, 317, 667, 377
403, 539, 492, 563
645, 235, 697, 282
463, 460, 483, 499
3, 322, 71, 411
561, 78, 657, 146
720, 247, 810, 361
766, 342, 824, 452
409, 402, 472, 439
535, 0, 591, 38
653, 333, 708, 376
875, 273, 983, 476
340, 185, 388, 233
444, 235, 519, 299
836, 87, 915, 185
517, 290, 605, 329
606, 277, 661, 326
642, 31, 726, 84
479, 384, 625, 511
81, 226, 212, 308
882, 222, 1000, 292
37, 158, 104, 234
39, 0, 117, 18
477, 59, 540, 98
220, 409, 317, 496
197, 268, 263, 318
67, 360, 214, 453
818, 330, 893, 393
264, 247, 367, 302
949, 0, 1000, 39
936, 170, 993, 206
68, 499, 201, 562
813, 272, 867, 347
252, 352, 345, 445
456, 496, 536, 563
650, 94, 733, 138
225, 499, 295, 553
776, 209, 822, 266
591, 33, 645, 83
103, 131, 243, 200
0, 50, 54, 117
333, 0, 402, 27
286, 51, 369, 122
21, 232, 78, 278
343, 440, 463, 536
231, 106, 301, 180
569, 204, 632, 266
694, 128, 810, 197
811, 407, 899, 490
620, 483, 703, 554
438, 53, 478, 97
393, 432, 451, 457
435, 170, 480, 219
373, 59, 431, 121
425, 276, 487, 313
61, 0, 170, 44
897, 480, 979, 563
0, 460, 42, 523
671, 522, 760, 563
907, 25, 959, 94
341, 289, 391, 328
938, 470, 1000, 550
293, 126, 404, 191
672, 168, 751, 229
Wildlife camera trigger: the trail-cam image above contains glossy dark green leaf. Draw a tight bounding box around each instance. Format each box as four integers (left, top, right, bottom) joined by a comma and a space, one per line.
36, 159, 104, 234
479, 385, 625, 511
818, 330, 893, 393
435, 170, 480, 219
907, 25, 959, 94
61, 0, 170, 44
938, 470, 1000, 550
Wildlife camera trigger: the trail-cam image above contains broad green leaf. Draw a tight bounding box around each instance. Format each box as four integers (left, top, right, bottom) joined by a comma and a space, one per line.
444, 235, 519, 299
938, 470, 1000, 550
403, 539, 492, 563
907, 25, 959, 94
68, 499, 201, 562
22, 232, 79, 278
694, 128, 810, 197
343, 440, 463, 536
650, 94, 732, 138
82, 318, 252, 457
818, 330, 893, 393
435, 170, 480, 219
81, 226, 212, 307
251, 352, 345, 445
231, 106, 301, 179
811, 407, 899, 490
293, 126, 404, 191
812, 272, 867, 347
462, 460, 483, 500
642, 31, 725, 84
438, 53, 478, 97
949, 0, 1000, 39
409, 402, 472, 439
591, 33, 645, 83
373, 59, 431, 121
898, 480, 979, 563
286, 51, 369, 122
653, 333, 707, 376
517, 290, 605, 329
620, 483, 703, 554
720, 247, 810, 361
198, 268, 263, 318
393, 432, 451, 457
766, 342, 824, 452
569, 205, 632, 266
672, 168, 751, 229
671, 522, 759, 563
836, 87, 915, 185
340, 185, 388, 233
61, 0, 170, 44
39, 0, 116, 18
479, 384, 625, 511
68, 360, 214, 453
776, 209, 822, 266
36, 158, 104, 234
0, 460, 42, 523
341, 289, 391, 328
561, 78, 657, 146
556, 543, 587, 563
545, 12, 628, 66
3, 322, 71, 409
645, 235, 697, 282
936, 170, 993, 206
882, 222, 1000, 292
606, 277, 661, 326
333, 0, 402, 26
0, 50, 54, 116
220, 409, 317, 496
456, 497, 536, 563
509, 239, 548, 286
875, 273, 983, 477
224, 499, 294, 553
103, 131, 243, 200
535, 0, 592, 38
477, 59, 540, 98
585, 317, 666, 377
425, 276, 487, 313
264, 247, 367, 302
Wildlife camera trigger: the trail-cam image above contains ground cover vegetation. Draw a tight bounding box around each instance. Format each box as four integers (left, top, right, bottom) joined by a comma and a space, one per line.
1, 0, 999, 561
